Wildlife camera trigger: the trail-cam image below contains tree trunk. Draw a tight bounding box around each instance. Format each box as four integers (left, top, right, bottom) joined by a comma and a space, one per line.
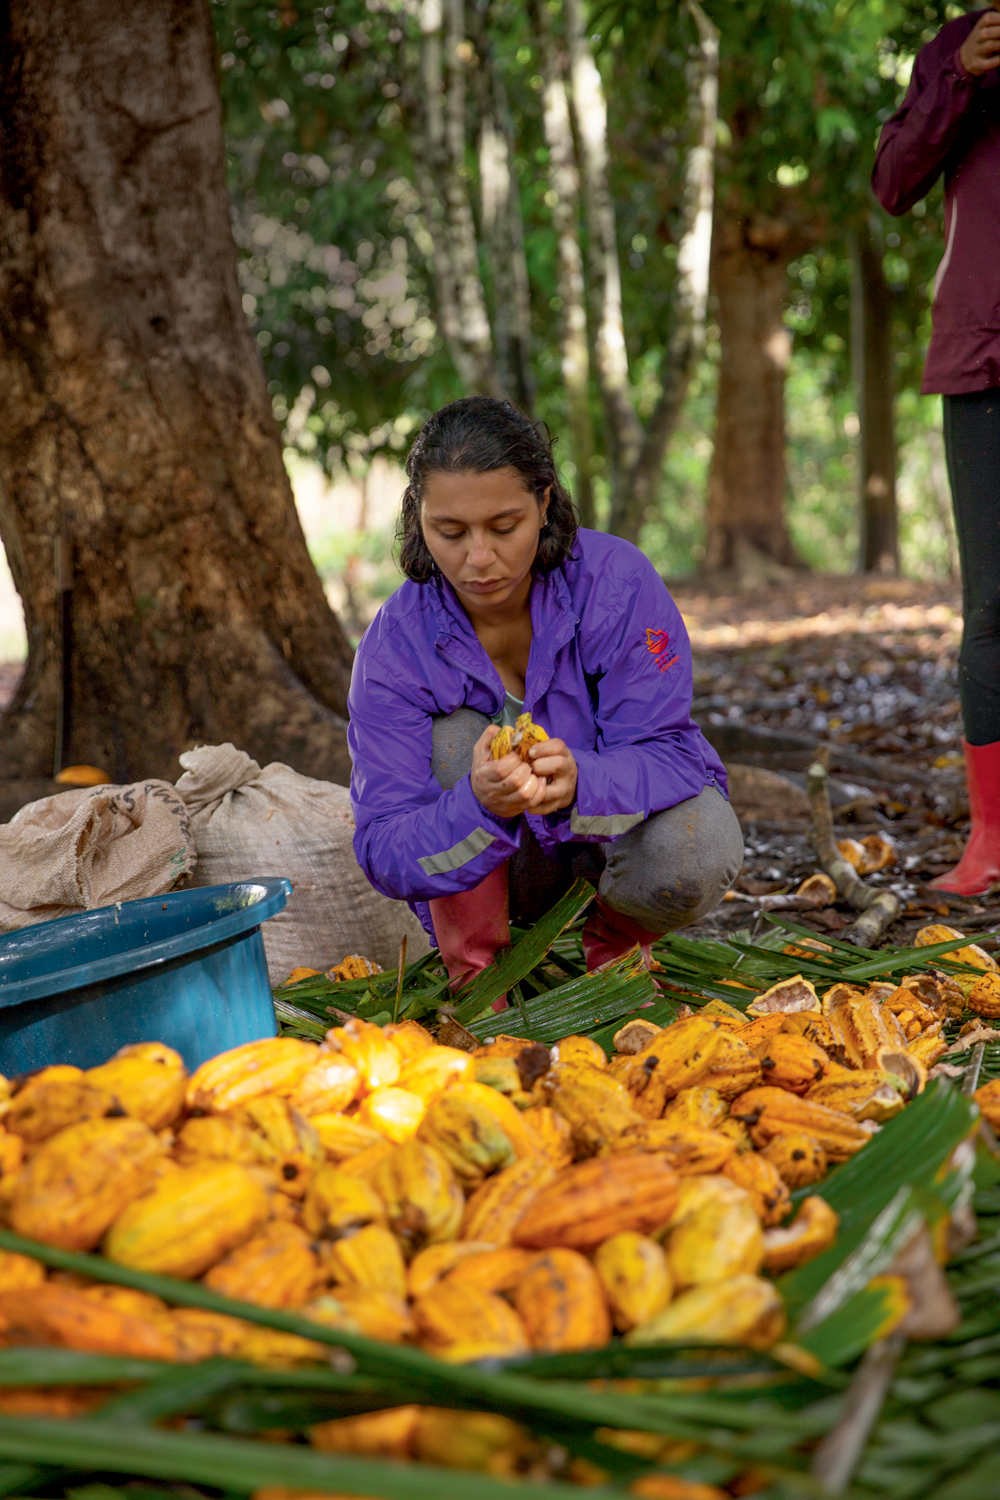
851, 222, 898, 575
0, 0, 355, 786
704, 215, 802, 581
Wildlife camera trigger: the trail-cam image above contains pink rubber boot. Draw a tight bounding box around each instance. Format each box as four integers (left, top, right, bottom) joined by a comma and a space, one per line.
582, 896, 662, 973
930, 739, 1000, 897
428, 862, 510, 1012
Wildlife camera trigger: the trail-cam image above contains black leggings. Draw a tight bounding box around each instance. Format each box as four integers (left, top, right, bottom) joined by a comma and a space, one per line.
943, 389, 1000, 746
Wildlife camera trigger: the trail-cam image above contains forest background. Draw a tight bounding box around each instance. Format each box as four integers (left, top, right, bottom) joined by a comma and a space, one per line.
153, 0, 962, 645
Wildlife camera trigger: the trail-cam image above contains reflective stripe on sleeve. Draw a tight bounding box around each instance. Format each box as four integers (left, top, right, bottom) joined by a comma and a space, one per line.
418, 825, 499, 876
569, 810, 645, 838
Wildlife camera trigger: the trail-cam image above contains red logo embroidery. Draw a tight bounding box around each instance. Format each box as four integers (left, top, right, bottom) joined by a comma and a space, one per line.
645, 628, 679, 674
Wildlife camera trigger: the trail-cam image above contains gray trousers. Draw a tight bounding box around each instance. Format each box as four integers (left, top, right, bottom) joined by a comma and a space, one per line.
432, 708, 744, 931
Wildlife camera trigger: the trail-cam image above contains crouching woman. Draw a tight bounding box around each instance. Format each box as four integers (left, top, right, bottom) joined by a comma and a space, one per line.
348, 397, 743, 992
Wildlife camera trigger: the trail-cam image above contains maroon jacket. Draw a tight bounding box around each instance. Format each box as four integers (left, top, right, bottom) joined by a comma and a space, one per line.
872, 13, 1000, 395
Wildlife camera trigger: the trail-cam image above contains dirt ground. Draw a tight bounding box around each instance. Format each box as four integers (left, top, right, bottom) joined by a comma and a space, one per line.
672, 573, 1000, 951
0, 571, 993, 951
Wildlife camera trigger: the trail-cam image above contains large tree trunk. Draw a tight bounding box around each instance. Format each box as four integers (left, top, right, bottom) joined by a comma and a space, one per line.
0, 0, 354, 787
851, 222, 898, 575
704, 214, 802, 582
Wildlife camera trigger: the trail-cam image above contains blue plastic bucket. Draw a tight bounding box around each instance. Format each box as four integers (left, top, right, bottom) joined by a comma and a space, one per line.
0, 879, 291, 1075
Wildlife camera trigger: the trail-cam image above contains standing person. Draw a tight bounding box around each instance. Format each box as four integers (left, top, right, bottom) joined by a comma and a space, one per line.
348, 397, 743, 994
873, 4, 1000, 895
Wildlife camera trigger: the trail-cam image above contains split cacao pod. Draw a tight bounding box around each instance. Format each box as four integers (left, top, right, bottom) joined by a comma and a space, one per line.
613, 1019, 663, 1055
762, 1194, 839, 1274
186, 1039, 319, 1114
461, 1153, 556, 1244
85, 1042, 187, 1130
627, 1273, 786, 1351
513, 1247, 611, 1352
746, 976, 820, 1017
661, 1086, 728, 1131
490, 712, 549, 762
805, 1071, 906, 1123
593, 1231, 673, 1332
104, 1161, 271, 1278
11, 1116, 163, 1251
514, 1152, 681, 1251
968, 973, 1000, 1019
204, 1222, 322, 1307
619, 1018, 727, 1117
552, 1035, 607, 1069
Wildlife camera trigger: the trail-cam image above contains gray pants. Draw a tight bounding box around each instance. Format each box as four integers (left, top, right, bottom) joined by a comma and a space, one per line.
432, 707, 744, 931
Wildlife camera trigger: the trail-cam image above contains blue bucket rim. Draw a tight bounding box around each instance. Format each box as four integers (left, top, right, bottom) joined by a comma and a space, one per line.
0, 878, 291, 1012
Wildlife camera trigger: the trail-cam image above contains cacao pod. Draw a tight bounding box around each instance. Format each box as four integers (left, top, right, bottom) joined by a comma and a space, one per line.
542, 1059, 643, 1156
513, 1247, 611, 1352
0, 1282, 178, 1360
407, 1241, 499, 1299
6, 1078, 119, 1144
520, 1106, 574, 1167
716, 1115, 753, 1153
760, 1132, 828, 1188
235, 1324, 328, 1367
370, 1140, 464, 1255
397, 1046, 473, 1104
11, 1117, 163, 1251
699, 998, 751, 1029
0, 1249, 44, 1293
753, 1033, 828, 1095
414, 1408, 533, 1474
332, 1287, 414, 1343
240, 1096, 323, 1198
419, 1086, 516, 1188
383, 1019, 436, 1059
552, 1035, 607, 1069
662, 1176, 764, 1289
762, 1194, 839, 1274
325, 1222, 407, 1299
619, 1019, 727, 1118
472, 1056, 524, 1096
491, 713, 548, 762
85, 1043, 187, 1130
514, 1153, 680, 1251
915, 924, 998, 973
746, 976, 819, 1017
721, 1153, 791, 1227
104, 1161, 271, 1278
461, 1154, 556, 1244
613, 1019, 663, 1055
168, 1309, 249, 1361
908, 1031, 949, 1069
204, 1222, 322, 1308
288, 1056, 361, 1118
358, 1087, 426, 1145
309, 1404, 419, 1458
740, 1014, 788, 1050
627, 1274, 786, 1350
327, 955, 383, 982
593, 1231, 672, 1332
186, 1039, 319, 1114
729, 1087, 871, 1161
605, 1122, 736, 1176
805, 1071, 906, 1124
446, 1245, 539, 1295
968, 972, 1000, 1018
324, 1019, 402, 1092
310, 1114, 385, 1161
302, 1165, 387, 1239
415, 1279, 529, 1359
698, 1031, 763, 1102
661, 1086, 728, 1131
975, 1079, 1000, 1131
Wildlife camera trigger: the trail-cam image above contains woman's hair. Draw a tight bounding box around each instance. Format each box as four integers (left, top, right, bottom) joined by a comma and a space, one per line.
397, 396, 578, 583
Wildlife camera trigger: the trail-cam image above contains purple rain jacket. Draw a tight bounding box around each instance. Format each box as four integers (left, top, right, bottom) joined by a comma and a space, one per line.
872, 12, 1000, 395
348, 528, 728, 932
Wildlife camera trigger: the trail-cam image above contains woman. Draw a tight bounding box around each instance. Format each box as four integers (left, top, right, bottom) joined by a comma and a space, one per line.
873, 4, 1000, 895
348, 397, 743, 991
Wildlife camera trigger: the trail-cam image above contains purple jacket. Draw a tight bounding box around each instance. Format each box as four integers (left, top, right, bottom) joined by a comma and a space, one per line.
348, 529, 727, 926
872, 13, 1000, 395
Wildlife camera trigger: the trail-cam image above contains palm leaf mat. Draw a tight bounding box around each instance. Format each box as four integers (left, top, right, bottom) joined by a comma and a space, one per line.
0, 895, 992, 1500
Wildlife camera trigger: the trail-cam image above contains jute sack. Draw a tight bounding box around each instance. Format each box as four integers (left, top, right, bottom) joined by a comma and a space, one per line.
0, 780, 197, 932
175, 743, 429, 985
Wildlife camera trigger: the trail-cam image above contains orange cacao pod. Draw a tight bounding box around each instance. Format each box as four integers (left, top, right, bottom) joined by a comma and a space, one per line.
513, 1247, 611, 1352
461, 1154, 556, 1245
514, 1153, 680, 1251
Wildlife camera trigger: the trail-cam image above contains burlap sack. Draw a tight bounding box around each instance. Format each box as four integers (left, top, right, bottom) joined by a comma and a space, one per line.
174, 743, 429, 985
0, 780, 197, 932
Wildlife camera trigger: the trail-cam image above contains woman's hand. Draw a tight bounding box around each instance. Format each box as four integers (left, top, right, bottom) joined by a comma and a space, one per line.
471, 726, 550, 818
960, 10, 1000, 76
526, 737, 578, 816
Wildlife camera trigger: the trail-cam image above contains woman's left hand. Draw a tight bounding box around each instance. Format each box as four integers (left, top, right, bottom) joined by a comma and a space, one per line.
526, 738, 578, 815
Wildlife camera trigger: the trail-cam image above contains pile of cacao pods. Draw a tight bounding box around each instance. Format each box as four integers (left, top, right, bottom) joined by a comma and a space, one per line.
0, 918, 994, 1375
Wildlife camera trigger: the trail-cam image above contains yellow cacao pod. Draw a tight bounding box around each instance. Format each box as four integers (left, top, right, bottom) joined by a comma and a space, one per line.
445, 1245, 539, 1295
491, 712, 549, 762
552, 1035, 606, 1069
746, 976, 820, 1018
605, 1122, 737, 1176
915, 924, 997, 972
662, 1176, 764, 1289
418, 1086, 517, 1188
11, 1117, 163, 1251
415, 1279, 530, 1359
513, 1247, 611, 1352
358, 1087, 426, 1145
762, 1194, 839, 1275
239, 1096, 324, 1198
369, 1140, 464, 1256
407, 1241, 499, 1299
698, 1031, 764, 1102
6, 1078, 119, 1145
752, 1033, 828, 1095
320, 1287, 413, 1343
520, 1106, 574, 1168
204, 1222, 321, 1308
383, 1019, 436, 1061
302, 1164, 386, 1239
186, 1039, 319, 1114
325, 1221, 407, 1299
287, 1056, 361, 1118
968, 972, 1000, 1018
805, 1072, 906, 1124
310, 1114, 385, 1161
414, 1408, 533, 1474
461, 1153, 556, 1245
593, 1231, 672, 1332
104, 1161, 271, 1278
309, 1404, 419, 1458
627, 1274, 786, 1351
661, 1086, 728, 1131
760, 1132, 828, 1188
174, 1113, 274, 1169
324, 1018, 401, 1091
85, 1043, 187, 1130
514, 1153, 681, 1251
619, 1018, 728, 1117
167, 1308, 249, 1361
397, 1046, 472, 1104
908, 1032, 949, 1069
542, 1059, 643, 1155
721, 1152, 791, 1227
730, 1087, 872, 1161
0, 1249, 44, 1294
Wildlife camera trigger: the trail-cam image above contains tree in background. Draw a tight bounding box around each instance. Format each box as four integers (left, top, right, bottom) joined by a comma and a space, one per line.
0, 0, 354, 786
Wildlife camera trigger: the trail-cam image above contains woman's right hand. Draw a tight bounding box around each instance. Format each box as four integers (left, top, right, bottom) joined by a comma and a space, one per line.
960, 10, 1000, 76
471, 726, 548, 819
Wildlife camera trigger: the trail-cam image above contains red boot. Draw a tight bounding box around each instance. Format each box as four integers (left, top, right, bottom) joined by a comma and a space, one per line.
428, 862, 510, 1012
929, 739, 1000, 897
582, 896, 662, 972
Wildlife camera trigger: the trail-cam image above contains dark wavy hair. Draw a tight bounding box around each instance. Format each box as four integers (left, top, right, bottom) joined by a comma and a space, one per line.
397, 396, 578, 584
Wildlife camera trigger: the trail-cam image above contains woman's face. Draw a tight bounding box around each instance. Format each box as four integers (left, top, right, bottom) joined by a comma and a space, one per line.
420, 466, 548, 614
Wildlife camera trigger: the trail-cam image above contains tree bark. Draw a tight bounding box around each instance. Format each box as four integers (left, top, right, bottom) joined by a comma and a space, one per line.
851, 222, 898, 575
704, 213, 803, 581
0, 0, 355, 785
609, 0, 718, 542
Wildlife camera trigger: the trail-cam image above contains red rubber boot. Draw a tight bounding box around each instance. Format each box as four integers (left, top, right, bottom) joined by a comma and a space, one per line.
582, 896, 662, 972
428, 862, 510, 1012
929, 739, 1000, 897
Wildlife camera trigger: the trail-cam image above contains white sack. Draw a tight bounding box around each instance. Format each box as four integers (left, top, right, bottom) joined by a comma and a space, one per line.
175, 743, 429, 985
